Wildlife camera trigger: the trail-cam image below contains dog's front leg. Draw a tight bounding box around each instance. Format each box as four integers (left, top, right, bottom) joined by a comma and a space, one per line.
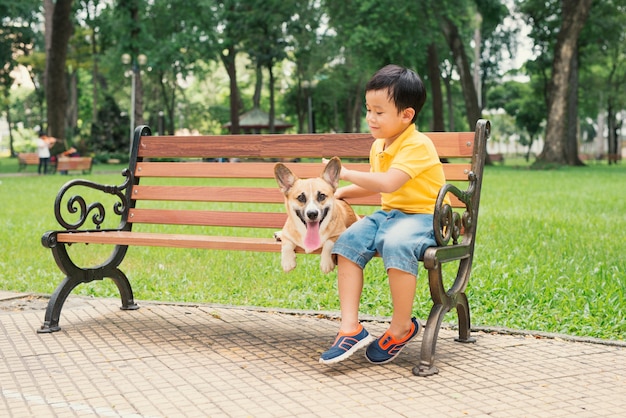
320, 239, 336, 274
280, 239, 298, 272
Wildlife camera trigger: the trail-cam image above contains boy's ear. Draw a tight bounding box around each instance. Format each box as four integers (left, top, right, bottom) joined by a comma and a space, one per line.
402, 107, 416, 122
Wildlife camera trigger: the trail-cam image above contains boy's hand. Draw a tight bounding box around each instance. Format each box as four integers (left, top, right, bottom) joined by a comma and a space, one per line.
322, 157, 347, 180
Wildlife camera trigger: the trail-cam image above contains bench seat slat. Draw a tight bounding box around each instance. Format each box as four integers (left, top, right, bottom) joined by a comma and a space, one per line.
55, 231, 290, 252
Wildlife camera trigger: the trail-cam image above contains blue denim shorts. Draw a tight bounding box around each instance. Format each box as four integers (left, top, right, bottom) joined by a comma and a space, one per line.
332, 210, 436, 276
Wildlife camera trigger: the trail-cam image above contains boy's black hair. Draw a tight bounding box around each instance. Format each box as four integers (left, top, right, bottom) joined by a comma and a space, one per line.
365, 64, 426, 123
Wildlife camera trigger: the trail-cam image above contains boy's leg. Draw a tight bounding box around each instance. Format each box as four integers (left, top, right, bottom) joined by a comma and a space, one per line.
319, 257, 374, 364
365, 268, 420, 364
387, 268, 416, 339
365, 211, 430, 364
320, 213, 382, 364
336, 255, 364, 334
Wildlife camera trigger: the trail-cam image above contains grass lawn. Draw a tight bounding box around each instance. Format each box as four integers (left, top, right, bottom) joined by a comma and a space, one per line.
0, 156, 624, 340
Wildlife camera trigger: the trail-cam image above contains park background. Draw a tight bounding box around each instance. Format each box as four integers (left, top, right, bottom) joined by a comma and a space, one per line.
0, 1, 624, 341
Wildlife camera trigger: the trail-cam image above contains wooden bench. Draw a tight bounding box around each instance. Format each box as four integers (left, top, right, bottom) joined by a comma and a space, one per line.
55, 156, 93, 174
18, 152, 57, 172
40, 119, 490, 377
488, 153, 504, 164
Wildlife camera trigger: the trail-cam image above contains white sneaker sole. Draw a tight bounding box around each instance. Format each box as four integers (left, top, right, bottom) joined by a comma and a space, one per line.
319, 334, 375, 365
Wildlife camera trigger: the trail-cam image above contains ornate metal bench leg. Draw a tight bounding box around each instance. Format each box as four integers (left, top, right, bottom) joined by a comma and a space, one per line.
414, 303, 448, 377
38, 276, 78, 333
39, 243, 137, 333
110, 269, 139, 311
455, 292, 476, 344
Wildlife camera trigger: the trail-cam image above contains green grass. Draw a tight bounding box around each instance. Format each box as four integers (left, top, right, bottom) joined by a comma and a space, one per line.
1, 156, 624, 341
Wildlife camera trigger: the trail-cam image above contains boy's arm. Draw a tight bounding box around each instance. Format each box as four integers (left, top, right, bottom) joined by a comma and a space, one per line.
341, 167, 410, 194
335, 184, 376, 200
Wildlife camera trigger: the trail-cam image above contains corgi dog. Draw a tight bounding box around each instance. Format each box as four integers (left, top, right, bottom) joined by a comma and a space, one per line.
274, 157, 359, 273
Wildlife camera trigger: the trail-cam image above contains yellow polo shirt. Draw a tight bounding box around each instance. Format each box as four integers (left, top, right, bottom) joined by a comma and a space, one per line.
370, 124, 447, 214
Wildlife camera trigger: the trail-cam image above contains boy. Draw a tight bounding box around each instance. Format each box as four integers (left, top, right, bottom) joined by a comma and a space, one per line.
319, 64, 447, 365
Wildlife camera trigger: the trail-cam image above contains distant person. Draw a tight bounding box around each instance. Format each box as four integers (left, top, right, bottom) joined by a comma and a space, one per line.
58, 147, 79, 175
37, 133, 56, 175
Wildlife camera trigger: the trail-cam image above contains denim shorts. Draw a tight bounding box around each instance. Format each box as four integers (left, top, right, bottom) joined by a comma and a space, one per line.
332, 210, 436, 276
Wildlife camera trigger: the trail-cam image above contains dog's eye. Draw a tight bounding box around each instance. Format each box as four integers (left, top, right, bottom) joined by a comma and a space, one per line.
297, 193, 307, 203
317, 192, 327, 202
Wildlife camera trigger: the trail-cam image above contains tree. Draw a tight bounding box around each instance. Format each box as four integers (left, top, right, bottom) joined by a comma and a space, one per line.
285, 0, 333, 133
488, 80, 546, 160
577, 0, 626, 164
528, 0, 593, 166
0, 0, 38, 156
45, 0, 74, 143
212, 0, 253, 135
244, 0, 296, 133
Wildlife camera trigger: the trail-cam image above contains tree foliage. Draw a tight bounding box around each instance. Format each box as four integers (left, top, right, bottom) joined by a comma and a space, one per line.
1, 0, 624, 167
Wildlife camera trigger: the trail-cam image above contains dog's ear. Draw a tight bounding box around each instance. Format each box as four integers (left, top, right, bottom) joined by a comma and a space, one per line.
322, 156, 341, 190
274, 163, 298, 194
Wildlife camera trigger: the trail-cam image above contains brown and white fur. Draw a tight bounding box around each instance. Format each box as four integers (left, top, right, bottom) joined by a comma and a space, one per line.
274, 157, 358, 273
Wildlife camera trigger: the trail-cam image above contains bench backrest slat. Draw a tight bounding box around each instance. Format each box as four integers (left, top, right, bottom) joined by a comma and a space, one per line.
130, 185, 464, 208
56, 157, 92, 170
134, 161, 471, 181
137, 132, 475, 159
129, 208, 286, 229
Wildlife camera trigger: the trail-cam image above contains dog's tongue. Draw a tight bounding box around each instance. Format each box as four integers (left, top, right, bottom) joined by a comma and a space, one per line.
304, 221, 321, 251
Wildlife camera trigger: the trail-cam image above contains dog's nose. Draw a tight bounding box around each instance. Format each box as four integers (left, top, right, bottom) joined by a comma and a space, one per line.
306, 210, 319, 220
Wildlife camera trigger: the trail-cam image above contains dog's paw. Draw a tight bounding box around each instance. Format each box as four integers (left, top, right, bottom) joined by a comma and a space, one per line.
274, 231, 282, 242
281, 253, 297, 272
320, 258, 336, 274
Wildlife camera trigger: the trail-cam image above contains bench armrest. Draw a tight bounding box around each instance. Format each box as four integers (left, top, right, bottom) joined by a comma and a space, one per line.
47, 169, 132, 232
432, 171, 477, 247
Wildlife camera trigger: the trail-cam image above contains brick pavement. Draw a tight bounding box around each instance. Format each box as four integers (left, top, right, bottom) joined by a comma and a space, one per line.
1, 292, 625, 417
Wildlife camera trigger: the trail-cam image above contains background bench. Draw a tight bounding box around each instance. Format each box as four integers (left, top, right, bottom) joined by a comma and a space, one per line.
18, 152, 57, 172
488, 153, 504, 164
40, 119, 490, 376
56, 156, 93, 174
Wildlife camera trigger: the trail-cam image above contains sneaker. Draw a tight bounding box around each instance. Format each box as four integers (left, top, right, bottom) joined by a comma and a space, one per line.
319, 324, 374, 364
365, 317, 421, 364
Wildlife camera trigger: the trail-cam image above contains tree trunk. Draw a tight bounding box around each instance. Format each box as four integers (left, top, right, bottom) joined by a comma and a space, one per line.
221, 47, 240, 134
607, 101, 618, 164
440, 16, 481, 132
91, 27, 98, 124
442, 73, 454, 131
427, 43, 445, 131
536, 0, 593, 166
268, 63, 276, 133
352, 82, 364, 133
43, 0, 53, 116
129, 2, 144, 128
565, 48, 583, 165
66, 69, 78, 139
253, 64, 262, 109
4, 91, 16, 156
46, 0, 74, 140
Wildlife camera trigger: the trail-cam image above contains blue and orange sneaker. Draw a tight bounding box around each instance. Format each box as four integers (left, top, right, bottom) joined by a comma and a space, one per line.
319, 324, 374, 364
365, 317, 421, 364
